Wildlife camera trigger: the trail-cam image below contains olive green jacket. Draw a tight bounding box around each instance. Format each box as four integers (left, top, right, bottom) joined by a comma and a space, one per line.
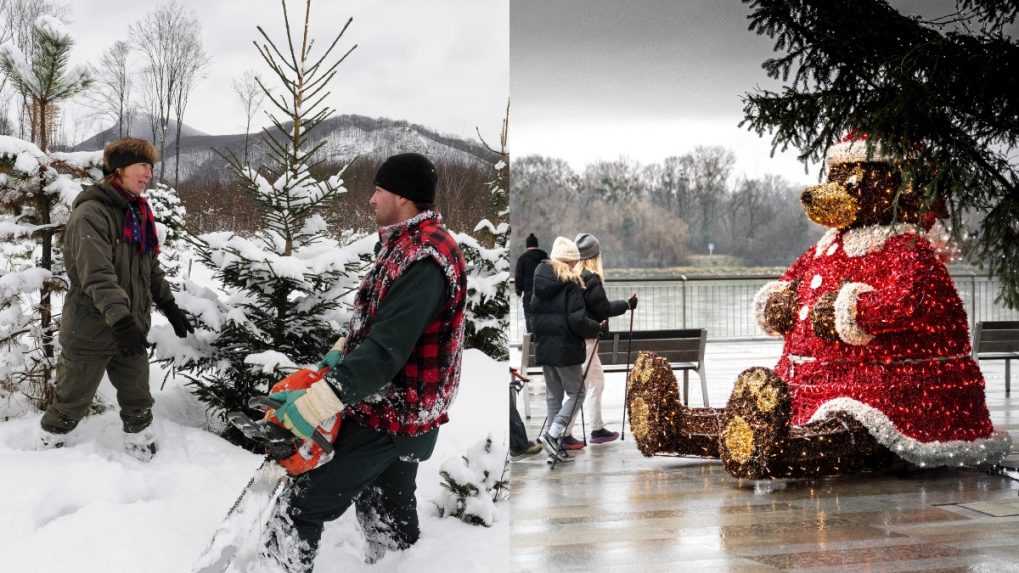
59, 182, 174, 352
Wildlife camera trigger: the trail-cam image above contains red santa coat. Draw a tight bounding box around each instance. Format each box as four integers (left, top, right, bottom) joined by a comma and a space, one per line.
753, 223, 1011, 467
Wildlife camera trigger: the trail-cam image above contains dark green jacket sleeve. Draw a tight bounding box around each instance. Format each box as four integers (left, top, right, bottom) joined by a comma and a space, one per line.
328, 258, 448, 404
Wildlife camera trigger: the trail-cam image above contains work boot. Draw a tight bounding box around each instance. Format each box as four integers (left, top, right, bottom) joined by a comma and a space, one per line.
124, 428, 158, 462
510, 441, 544, 461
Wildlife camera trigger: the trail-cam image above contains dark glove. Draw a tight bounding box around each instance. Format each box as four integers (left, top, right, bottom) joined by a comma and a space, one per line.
112, 316, 148, 356
627, 293, 639, 310
160, 302, 194, 339
599, 320, 610, 335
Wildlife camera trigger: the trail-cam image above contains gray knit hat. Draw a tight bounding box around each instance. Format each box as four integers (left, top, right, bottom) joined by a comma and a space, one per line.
575, 233, 600, 260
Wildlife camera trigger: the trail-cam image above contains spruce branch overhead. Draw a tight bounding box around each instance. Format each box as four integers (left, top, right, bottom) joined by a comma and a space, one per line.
740, 0, 1019, 308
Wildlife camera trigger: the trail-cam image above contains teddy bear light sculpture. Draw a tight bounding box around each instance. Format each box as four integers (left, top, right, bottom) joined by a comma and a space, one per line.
627, 134, 1012, 479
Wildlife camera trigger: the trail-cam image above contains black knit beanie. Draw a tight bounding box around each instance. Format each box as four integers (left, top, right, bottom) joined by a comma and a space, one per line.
526, 233, 538, 248
374, 153, 437, 203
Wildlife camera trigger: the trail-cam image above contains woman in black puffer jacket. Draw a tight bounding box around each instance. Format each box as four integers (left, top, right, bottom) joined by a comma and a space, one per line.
529, 237, 602, 460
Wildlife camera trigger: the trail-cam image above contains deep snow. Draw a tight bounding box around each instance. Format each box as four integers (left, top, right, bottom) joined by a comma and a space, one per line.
0, 349, 508, 572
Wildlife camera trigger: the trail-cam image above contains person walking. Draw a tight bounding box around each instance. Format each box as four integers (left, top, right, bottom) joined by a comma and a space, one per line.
562, 233, 637, 448
514, 233, 547, 332
528, 237, 602, 462
263, 153, 467, 570
38, 138, 194, 460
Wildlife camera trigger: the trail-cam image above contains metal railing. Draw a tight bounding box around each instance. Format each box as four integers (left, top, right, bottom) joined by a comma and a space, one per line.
509, 273, 1019, 343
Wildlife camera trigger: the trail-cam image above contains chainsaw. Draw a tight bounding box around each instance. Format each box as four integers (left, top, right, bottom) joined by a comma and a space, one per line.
192, 366, 343, 572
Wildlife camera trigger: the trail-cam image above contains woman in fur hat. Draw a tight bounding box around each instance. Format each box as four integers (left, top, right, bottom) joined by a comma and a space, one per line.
528, 237, 603, 462
38, 138, 193, 461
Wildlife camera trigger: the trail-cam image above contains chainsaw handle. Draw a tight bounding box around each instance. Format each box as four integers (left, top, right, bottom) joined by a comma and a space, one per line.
310, 429, 334, 455
248, 396, 334, 455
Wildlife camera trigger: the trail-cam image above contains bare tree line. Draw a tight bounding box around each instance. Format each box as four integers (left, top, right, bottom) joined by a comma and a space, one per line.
511, 148, 825, 269
178, 155, 496, 238
0, 0, 211, 191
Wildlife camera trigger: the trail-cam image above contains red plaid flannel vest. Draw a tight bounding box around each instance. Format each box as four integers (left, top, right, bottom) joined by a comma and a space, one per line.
343, 211, 467, 436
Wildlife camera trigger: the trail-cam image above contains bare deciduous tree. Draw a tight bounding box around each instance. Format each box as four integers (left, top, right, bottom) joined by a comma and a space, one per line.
83, 40, 133, 139
232, 70, 265, 165
171, 31, 208, 187
131, 1, 207, 184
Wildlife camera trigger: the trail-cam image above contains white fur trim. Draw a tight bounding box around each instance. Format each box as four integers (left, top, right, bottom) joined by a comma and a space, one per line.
753, 280, 791, 336
834, 282, 875, 346
814, 228, 839, 258
842, 223, 922, 257
808, 397, 1013, 467
825, 139, 890, 168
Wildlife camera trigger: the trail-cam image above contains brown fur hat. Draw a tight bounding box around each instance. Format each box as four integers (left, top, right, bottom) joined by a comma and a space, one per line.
103, 138, 158, 176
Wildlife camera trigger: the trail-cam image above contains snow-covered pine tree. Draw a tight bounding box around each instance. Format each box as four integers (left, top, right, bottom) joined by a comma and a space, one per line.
433, 434, 509, 527
146, 181, 189, 280
461, 103, 510, 361
0, 139, 103, 409
0, 16, 91, 406
153, 1, 361, 420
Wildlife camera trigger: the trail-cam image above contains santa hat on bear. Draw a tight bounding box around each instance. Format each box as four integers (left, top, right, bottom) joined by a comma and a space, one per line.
825, 130, 892, 168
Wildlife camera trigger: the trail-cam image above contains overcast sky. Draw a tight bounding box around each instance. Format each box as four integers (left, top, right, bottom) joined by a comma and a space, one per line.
510, 0, 963, 185
58, 0, 508, 145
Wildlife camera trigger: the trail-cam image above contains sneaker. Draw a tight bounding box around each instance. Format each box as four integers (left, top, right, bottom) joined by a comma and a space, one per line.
590, 428, 620, 444
562, 435, 586, 450
545, 451, 574, 464
511, 441, 544, 461
124, 429, 158, 462
38, 427, 66, 449
538, 432, 563, 458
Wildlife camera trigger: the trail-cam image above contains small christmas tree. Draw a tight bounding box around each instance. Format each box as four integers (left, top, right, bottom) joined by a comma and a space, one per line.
433, 434, 509, 527
0, 141, 102, 408
0, 15, 91, 407
462, 103, 510, 361
153, 1, 361, 422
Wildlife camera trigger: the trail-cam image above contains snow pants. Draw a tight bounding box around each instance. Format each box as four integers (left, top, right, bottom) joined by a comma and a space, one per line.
40, 345, 153, 434
570, 339, 606, 435
280, 420, 429, 570
543, 364, 585, 438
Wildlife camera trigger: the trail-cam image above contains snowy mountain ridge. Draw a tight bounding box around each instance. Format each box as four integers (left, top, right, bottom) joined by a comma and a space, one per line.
71, 114, 498, 181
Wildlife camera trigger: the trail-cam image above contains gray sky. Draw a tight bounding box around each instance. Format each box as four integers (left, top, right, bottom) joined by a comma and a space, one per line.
510, 0, 962, 185
59, 0, 508, 145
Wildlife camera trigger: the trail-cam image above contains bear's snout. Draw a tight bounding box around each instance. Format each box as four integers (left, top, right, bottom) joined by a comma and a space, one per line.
801, 181, 859, 229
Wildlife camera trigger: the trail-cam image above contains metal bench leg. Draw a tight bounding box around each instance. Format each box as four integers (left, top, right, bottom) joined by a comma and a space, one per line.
683, 370, 689, 406
699, 368, 709, 408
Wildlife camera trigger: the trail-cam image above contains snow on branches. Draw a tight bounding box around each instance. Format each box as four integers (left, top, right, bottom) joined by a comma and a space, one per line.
433, 434, 508, 527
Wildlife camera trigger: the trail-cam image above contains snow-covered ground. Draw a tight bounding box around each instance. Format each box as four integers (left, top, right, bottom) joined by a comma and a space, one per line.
0, 348, 509, 572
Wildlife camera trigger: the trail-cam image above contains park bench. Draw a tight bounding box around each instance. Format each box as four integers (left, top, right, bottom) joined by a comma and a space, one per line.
517, 328, 709, 419
973, 320, 1019, 397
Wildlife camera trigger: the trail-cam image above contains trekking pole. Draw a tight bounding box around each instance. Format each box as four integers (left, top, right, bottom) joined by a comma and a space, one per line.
550, 337, 601, 470
620, 305, 636, 441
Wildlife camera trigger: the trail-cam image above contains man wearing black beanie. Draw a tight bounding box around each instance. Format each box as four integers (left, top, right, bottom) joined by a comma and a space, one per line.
514, 233, 547, 333
266, 152, 468, 570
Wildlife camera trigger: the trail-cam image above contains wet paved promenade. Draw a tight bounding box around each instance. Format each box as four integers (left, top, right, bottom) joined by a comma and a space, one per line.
510, 341, 1019, 572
